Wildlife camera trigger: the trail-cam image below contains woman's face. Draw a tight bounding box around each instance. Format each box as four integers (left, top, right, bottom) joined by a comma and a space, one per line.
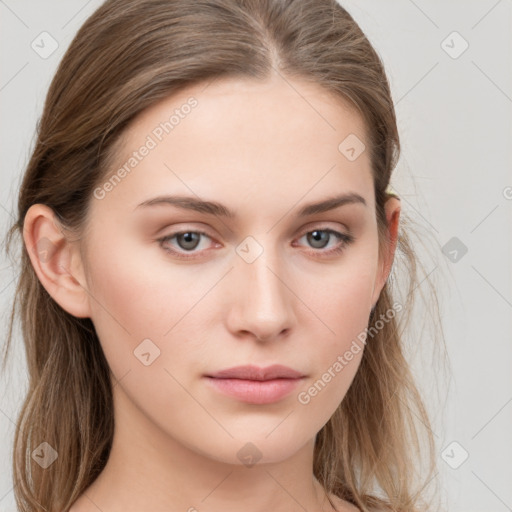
75, 75, 394, 465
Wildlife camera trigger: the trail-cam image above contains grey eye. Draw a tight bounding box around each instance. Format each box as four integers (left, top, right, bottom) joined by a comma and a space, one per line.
175, 232, 202, 250
306, 230, 332, 249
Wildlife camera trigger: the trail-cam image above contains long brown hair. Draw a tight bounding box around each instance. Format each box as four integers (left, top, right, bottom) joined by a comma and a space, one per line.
2, 1, 446, 510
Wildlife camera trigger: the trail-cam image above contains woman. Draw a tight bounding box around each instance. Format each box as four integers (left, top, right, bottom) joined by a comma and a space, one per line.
3, 0, 443, 510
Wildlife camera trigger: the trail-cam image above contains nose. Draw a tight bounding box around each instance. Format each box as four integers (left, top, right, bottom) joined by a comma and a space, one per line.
225, 245, 295, 342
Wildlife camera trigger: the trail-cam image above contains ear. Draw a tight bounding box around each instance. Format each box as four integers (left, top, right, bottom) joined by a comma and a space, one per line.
22, 204, 91, 318
370, 196, 401, 309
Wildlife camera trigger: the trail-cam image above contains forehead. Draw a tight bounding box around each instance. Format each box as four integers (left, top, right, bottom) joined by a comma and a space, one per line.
96, 74, 373, 217
127, 74, 367, 142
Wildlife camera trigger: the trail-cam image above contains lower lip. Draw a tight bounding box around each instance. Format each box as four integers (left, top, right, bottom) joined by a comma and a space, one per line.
204, 377, 303, 404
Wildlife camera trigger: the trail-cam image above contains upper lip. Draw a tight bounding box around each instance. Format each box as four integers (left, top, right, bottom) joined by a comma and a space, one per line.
206, 364, 305, 381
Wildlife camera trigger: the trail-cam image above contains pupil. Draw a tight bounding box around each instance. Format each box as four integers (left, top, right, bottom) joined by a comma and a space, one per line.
179, 232, 199, 250
309, 230, 328, 248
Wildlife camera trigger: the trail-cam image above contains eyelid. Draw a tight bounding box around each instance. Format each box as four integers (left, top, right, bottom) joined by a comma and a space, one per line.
294, 220, 352, 240
296, 221, 349, 237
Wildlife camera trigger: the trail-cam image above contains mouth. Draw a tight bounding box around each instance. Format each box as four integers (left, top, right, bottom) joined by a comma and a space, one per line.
205, 364, 305, 380
204, 365, 306, 404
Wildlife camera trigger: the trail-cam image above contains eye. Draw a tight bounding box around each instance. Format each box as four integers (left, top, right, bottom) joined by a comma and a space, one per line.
157, 230, 216, 259
157, 226, 355, 261
294, 228, 354, 256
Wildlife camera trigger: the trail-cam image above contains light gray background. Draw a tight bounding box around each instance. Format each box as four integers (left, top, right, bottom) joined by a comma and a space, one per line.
1, 1, 511, 511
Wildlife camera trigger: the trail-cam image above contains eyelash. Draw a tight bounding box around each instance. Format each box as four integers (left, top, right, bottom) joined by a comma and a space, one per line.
157, 227, 355, 260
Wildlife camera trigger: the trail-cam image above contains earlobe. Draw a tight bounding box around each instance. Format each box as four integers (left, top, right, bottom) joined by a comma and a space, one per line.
23, 204, 91, 318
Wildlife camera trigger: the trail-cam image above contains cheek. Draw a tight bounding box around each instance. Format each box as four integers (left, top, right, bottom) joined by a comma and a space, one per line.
85, 229, 210, 327
304, 249, 377, 341
82, 238, 200, 376
82, 243, 213, 432
82, 235, 233, 396
293, 251, 377, 416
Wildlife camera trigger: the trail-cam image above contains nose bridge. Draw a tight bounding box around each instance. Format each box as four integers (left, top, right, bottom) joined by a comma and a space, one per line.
229, 236, 294, 340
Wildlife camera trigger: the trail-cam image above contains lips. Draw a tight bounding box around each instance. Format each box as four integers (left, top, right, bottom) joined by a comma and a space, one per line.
204, 365, 306, 404
205, 364, 305, 380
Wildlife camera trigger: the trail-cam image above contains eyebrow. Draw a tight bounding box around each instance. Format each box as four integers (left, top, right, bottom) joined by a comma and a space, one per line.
134, 192, 366, 218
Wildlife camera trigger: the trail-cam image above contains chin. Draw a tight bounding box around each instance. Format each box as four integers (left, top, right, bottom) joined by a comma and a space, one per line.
193, 434, 310, 468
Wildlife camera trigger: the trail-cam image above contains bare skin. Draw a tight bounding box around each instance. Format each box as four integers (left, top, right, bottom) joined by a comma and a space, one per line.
24, 73, 399, 512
